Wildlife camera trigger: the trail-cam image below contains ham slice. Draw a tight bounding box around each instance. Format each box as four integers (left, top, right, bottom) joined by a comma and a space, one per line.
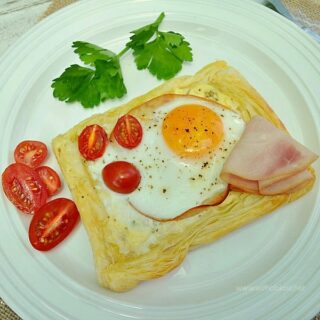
220, 116, 318, 195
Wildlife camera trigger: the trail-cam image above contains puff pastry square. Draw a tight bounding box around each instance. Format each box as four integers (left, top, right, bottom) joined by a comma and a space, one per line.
52, 61, 315, 292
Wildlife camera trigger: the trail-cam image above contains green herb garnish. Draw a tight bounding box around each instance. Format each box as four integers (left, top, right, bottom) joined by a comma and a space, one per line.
52, 12, 193, 108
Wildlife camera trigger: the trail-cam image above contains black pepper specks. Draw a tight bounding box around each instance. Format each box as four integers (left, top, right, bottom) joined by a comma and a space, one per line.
202, 162, 209, 169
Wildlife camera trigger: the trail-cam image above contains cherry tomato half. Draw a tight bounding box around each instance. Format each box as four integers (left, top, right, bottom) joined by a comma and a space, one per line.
29, 198, 80, 251
78, 124, 108, 160
102, 161, 141, 194
14, 140, 48, 168
35, 166, 61, 196
113, 115, 143, 149
2, 163, 48, 214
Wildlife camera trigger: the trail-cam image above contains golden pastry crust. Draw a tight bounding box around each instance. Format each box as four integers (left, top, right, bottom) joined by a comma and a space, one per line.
52, 61, 315, 292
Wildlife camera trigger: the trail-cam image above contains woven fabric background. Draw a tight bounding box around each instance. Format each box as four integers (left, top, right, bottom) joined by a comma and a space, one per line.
0, 299, 21, 320
0, 0, 319, 319
283, 0, 320, 33
41, 0, 77, 19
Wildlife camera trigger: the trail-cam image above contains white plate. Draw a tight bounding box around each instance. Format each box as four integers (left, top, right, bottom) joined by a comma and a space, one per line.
0, 1, 320, 319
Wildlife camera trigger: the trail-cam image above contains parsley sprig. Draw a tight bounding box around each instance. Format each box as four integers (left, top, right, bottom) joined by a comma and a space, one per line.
127, 12, 193, 80
52, 12, 193, 108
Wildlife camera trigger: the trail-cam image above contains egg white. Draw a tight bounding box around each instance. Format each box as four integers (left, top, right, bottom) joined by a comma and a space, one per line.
89, 96, 245, 220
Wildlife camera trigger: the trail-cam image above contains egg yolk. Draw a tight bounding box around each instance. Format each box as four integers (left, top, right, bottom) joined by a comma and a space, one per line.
162, 104, 224, 158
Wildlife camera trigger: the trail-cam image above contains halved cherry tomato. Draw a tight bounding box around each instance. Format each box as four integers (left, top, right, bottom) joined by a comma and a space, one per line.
78, 124, 108, 160
113, 115, 143, 149
2, 163, 48, 214
14, 140, 48, 168
29, 198, 80, 251
35, 166, 61, 196
102, 161, 141, 194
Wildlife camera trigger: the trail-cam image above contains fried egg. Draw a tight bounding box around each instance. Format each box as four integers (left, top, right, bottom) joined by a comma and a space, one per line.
89, 95, 245, 220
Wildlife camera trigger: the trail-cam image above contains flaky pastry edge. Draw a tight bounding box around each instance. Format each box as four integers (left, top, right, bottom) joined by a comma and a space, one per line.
52, 61, 315, 292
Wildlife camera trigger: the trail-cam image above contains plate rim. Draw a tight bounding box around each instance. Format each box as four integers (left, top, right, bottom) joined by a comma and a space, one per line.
0, 1, 320, 319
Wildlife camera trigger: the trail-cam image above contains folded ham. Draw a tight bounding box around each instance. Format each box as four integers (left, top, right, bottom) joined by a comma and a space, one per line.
220, 116, 318, 195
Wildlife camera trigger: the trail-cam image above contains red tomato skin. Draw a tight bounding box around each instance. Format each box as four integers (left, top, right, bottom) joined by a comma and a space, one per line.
35, 166, 62, 196
14, 140, 48, 168
2, 163, 48, 214
113, 115, 143, 149
78, 124, 108, 160
102, 161, 141, 194
29, 198, 80, 251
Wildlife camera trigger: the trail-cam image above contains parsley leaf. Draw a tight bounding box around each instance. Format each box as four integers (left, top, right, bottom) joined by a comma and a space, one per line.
52, 12, 193, 108
72, 41, 117, 66
72, 41, 127, 99
161, 32, 193, 62
51, 59, 126, 108
126, 13, 193, 80
52, 65, 99, 108
126, 12, 165, 48
94, 59, 127, 100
